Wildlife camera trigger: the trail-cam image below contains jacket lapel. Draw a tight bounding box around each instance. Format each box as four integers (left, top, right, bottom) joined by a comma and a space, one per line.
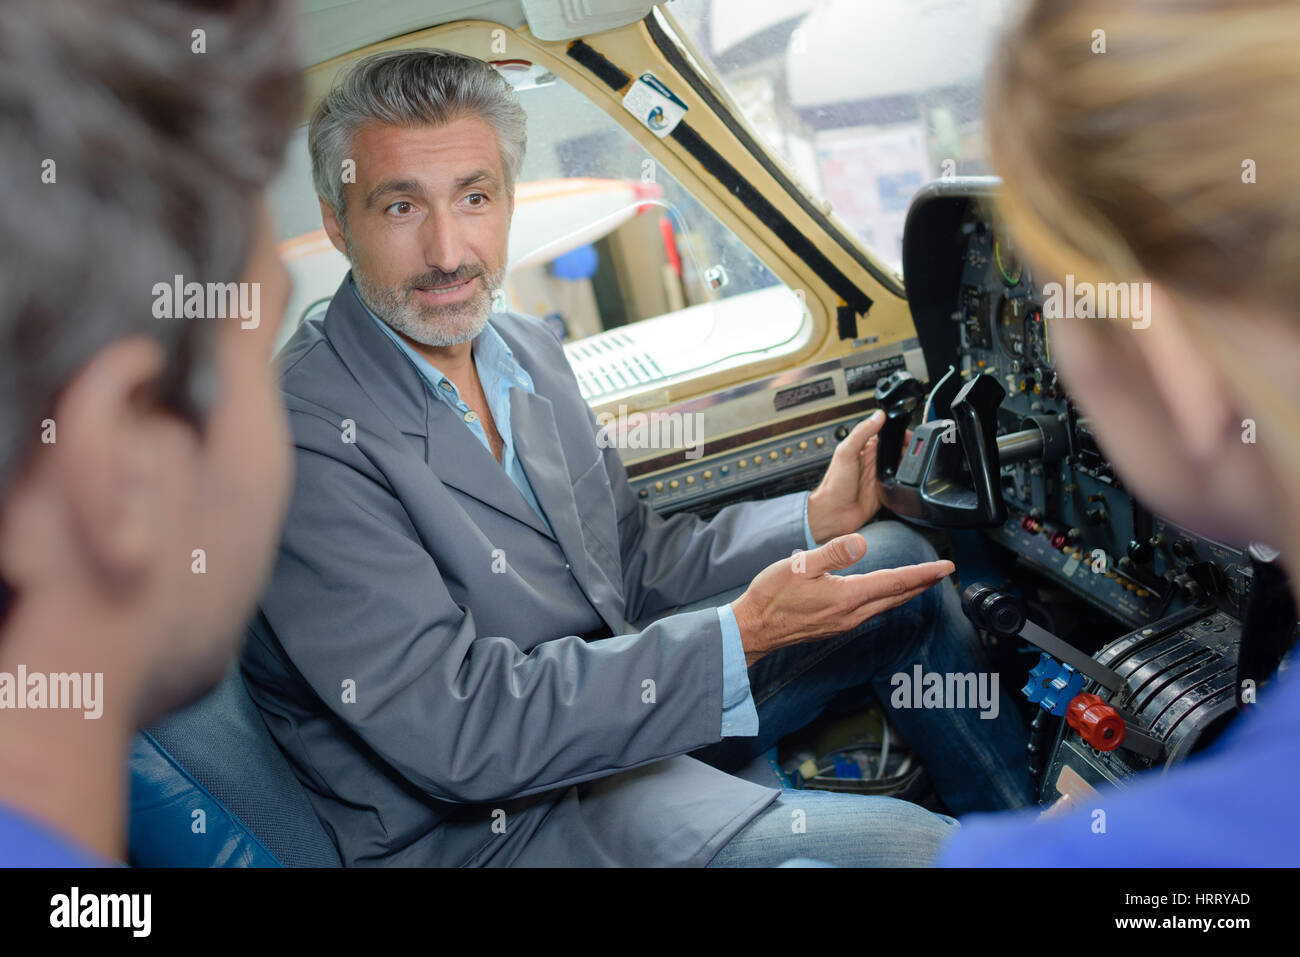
323, 274, 553, 540
511, 388, 626, 637
423, 400, 554, 539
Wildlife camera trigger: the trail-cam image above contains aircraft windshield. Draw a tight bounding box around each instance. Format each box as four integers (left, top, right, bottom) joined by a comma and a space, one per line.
661, 0, 1016, 275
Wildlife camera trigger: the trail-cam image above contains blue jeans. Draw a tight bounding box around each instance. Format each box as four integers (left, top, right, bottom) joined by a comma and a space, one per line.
641, 519, 1032, 866
709, 790, 958, 867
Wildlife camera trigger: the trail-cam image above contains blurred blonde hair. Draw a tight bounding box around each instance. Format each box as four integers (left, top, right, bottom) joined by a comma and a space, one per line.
985, 0, 1300, 473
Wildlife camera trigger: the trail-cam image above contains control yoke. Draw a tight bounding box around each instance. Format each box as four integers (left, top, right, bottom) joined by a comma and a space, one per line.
874, 370, 1008, 528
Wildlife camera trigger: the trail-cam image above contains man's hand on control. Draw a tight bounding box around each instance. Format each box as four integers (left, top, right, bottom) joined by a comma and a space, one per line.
805, 409, 893, 544
730, 532, 954, 666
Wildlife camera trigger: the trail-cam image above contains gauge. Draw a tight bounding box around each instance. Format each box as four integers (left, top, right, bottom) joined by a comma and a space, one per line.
1025, 307, 1052, 369
997, 295, 1024, 358
994, 236, 1023, 286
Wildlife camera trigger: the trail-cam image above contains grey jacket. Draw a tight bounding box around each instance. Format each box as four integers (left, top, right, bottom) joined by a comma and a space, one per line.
243, 276, 806, 866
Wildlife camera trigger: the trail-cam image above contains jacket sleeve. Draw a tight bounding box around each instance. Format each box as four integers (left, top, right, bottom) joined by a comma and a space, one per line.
256, 411, 730, 805
587, 403, 808, 621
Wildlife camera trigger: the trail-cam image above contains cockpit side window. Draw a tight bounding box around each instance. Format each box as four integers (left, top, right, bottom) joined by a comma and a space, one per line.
270, 59, 809, 404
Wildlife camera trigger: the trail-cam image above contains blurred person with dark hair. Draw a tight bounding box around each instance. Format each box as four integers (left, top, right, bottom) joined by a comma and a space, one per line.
939, 0, 1300, 866
0, 0, 299, 865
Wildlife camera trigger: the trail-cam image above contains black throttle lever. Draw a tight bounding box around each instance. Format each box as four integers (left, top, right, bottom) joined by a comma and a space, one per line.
961, 583, 1165, 761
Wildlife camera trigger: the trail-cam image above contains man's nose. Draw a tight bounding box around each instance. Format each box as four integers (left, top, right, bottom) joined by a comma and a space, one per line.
421, 207, 466, 274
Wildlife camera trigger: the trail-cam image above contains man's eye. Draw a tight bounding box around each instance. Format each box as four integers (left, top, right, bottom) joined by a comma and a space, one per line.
387, 201, 414, 215
465, 193, 487, 207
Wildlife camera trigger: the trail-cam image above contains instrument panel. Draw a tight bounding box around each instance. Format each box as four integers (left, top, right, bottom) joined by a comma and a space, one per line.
899, 180, 1289, 796
906, 179, 1256, 629
629, 414, 856, 517
627, 178, 1260, 637
624, 178, 1287, 801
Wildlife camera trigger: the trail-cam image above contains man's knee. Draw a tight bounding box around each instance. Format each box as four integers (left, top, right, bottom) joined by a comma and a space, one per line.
843, 520, 939, 576
832, 521, 955, 661
716, 792, 959, 867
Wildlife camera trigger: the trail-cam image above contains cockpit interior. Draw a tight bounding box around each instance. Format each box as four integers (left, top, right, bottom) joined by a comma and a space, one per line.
4, 0, 1295, 900
137, 0, 1297, 864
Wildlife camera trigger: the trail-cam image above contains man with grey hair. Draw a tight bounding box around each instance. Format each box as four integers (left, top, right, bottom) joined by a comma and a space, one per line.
308, 50, 527, 353
244, 48, 1030, 867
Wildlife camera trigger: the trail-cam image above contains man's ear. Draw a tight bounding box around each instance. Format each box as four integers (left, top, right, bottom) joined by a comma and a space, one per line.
1132, 284, 1235, 464
47, 336, 179, 585
319, 197, 349, 257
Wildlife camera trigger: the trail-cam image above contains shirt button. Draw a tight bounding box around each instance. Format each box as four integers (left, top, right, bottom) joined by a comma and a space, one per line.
439, 381, 455, 392
564, 562, 571, 571
464, 411, 478, 423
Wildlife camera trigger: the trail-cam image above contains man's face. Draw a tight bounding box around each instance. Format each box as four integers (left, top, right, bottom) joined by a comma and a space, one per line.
324, 116, 513, 346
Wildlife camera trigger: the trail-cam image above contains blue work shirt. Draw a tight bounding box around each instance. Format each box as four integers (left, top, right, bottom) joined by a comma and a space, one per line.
358, 283, 819, 737
938, 655, 1300, 866
0, 801, 111, 867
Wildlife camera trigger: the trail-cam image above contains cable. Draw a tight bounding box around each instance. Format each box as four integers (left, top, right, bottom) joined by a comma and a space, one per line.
808, 732, 909, 782
922, 364, 957, 423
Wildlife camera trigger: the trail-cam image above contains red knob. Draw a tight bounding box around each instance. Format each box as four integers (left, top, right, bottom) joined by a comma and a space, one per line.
1066, 693, 1127, 751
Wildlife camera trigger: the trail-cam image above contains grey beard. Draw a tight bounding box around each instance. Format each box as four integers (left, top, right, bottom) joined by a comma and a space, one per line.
348, 249, 502, 347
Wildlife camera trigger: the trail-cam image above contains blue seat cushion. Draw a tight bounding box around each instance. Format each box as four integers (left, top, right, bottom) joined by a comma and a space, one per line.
128, 661, 341, 867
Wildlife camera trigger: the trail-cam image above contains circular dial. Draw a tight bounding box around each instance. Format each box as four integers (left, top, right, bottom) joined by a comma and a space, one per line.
1025, 307, 1052, 369
997, 295, 1025, 358
994, 236, 1023, 286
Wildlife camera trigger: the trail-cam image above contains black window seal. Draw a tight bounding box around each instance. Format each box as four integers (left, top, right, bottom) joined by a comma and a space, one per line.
641, 13, 905, 301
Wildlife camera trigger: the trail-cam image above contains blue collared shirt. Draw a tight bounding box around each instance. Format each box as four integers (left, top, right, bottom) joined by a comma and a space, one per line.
359, 284, 553, 539
356, 283, 801, 737
0, 801, 111, 867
